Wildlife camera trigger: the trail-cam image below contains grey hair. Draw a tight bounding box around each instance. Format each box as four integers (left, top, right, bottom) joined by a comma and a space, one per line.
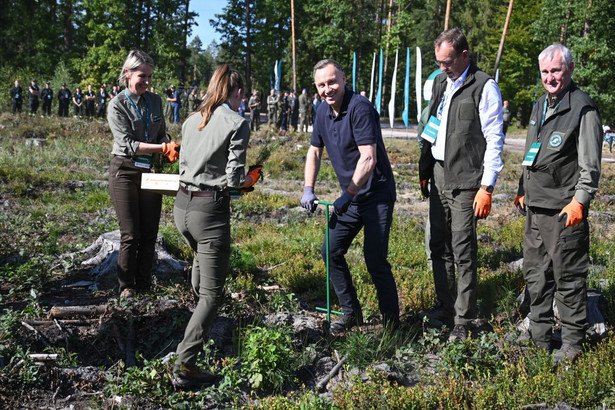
538, 44, 573, 68
118, 50, 155, 88
313, 59, 344, 78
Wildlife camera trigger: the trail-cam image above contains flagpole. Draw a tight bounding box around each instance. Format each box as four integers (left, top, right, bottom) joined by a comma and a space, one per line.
291, 0, 297, 92
388, 49, 398, 129
369, 52, 376, 102
494, 0, 514, 78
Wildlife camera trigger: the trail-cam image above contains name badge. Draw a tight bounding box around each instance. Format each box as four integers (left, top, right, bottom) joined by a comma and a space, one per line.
522, 142, 541, 166
421, 115, 441, 144
134, 154, 152, 169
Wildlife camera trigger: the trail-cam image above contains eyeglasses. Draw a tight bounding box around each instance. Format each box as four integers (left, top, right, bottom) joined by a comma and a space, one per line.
435, 54, 460, 68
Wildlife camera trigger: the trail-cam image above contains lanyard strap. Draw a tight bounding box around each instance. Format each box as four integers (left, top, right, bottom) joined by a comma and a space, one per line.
124, 90, 150, 141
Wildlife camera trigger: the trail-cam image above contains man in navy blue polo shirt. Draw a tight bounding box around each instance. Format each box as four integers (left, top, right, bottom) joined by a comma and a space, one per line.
300, 59, 399, 334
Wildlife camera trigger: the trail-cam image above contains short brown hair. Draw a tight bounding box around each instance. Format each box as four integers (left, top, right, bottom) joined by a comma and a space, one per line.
434, 28, 469, 55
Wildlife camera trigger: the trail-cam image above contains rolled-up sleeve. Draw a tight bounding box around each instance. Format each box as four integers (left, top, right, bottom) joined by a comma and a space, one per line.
575, 108, 603, 206
226, 120, 250, 188
479, 79, 505, 187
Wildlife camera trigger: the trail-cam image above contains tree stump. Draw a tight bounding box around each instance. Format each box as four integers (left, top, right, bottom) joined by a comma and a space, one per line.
67, 230, 188, 279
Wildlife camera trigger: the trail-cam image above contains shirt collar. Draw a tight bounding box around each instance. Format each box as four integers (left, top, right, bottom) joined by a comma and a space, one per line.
124, 89, 142, 104
447, 64, 471, 90
327, 88, 353, 119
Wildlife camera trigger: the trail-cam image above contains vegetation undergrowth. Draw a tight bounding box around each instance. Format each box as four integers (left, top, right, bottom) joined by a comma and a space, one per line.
1, 116, 614, 408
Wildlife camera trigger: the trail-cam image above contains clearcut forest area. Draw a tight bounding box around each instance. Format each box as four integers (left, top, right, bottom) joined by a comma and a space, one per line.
1, 114, 615, 408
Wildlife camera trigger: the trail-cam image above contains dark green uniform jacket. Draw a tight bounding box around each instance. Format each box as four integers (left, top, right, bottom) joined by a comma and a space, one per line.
518, 82, 602, 210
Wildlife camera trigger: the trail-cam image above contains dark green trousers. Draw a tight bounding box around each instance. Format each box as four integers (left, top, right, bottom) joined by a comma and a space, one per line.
523, 207, 589, 347
173, 189, 231, 366
429, 162, 478, 325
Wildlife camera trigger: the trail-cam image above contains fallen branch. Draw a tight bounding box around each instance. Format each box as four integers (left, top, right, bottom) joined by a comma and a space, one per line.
48, 305, 107, 319
24, 319, 98, 326
29, 353, 58, 362
316, 352, 348, 391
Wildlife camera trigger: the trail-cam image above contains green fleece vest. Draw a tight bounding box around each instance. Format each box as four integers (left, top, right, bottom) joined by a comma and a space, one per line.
426, 64, 491, 190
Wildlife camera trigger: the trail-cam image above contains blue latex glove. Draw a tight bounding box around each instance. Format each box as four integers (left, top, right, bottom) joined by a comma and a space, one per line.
333, 191, 355, 216
300, 187, 318, 212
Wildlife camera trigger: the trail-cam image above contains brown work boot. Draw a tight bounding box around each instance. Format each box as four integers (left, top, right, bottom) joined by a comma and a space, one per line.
172, 363, 220, 389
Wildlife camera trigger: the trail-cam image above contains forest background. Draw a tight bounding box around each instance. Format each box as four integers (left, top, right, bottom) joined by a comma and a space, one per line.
1, 0, 615, 127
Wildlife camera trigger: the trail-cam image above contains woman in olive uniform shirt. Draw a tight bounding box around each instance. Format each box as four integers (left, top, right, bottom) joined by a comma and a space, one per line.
171, 64, 261, 388
107, 50, 179, 298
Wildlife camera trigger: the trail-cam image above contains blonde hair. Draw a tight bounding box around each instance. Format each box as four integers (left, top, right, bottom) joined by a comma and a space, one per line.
197, 64, 243, 130
118, 50, 155, 88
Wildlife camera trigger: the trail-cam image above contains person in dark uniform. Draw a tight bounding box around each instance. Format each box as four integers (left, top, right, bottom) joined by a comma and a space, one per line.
109, 84, 119, 99
300, 59, 399, 333
28, 79, 40, 116
248, 90, 261, 131
41, 81, 54, 116
516, 44, 603, 365
96, 84, 108, 118
10, 80, 23, 114
279, 91, 289, 131
73, 86, 84, 117
107, 49, 179, 299
289, 90, 299, 130
57, 83, 71, 117
84, 84, 96, 117
172, 64, 261, 388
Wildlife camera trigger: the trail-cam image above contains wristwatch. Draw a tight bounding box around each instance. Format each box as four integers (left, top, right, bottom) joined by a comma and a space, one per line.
481, 185, 494, 193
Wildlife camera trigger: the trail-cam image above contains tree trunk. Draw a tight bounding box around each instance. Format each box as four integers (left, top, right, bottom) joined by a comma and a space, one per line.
62, 0, 73, 51
246, 0, 252, 93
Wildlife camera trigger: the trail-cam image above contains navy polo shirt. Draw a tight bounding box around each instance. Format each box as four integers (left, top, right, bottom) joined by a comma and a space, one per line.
311, 88, 396, 202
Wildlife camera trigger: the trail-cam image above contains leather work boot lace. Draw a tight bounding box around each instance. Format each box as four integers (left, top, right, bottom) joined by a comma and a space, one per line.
447, 324, 470, 343
330, 310, 364, 335
172, 364, 220, 389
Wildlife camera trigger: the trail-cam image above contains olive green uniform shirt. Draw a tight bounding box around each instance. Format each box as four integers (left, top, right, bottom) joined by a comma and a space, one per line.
179, 104, 250, 191
108, 90, 166, 157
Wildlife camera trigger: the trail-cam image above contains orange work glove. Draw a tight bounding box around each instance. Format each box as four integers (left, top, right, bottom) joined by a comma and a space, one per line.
245, 164, 263, 187
514, 195, 526, 216
473, 188, 492, 219
558, 197, 584, 228
162, 141, 180, 162
419, 179, 429, 198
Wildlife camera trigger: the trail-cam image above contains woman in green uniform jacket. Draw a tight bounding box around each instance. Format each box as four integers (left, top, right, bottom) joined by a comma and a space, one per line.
107, 50, 179, 298
171, 64, 261, 388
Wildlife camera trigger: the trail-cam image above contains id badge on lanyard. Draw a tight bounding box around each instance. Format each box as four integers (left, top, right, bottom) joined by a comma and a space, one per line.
125, 90, 152, 169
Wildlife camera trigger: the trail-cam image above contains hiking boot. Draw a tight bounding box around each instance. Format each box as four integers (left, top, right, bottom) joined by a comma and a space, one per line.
553, 343, 581, 366
120, 288, 135, 299
172, 363, 220, 389
447, 324, 470, 343
330, 310, 363, 335
516, 330, 531, 345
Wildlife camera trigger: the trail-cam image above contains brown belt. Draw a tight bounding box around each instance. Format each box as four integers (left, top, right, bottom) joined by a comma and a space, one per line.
179, 185, 226, 198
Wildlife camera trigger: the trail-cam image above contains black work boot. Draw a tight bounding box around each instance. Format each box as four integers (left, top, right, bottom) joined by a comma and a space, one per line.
330, 309, 364, 335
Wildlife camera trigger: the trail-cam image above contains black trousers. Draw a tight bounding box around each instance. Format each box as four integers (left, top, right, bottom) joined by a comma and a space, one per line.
322, 197, 399, 324
108, 156, 162, 292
